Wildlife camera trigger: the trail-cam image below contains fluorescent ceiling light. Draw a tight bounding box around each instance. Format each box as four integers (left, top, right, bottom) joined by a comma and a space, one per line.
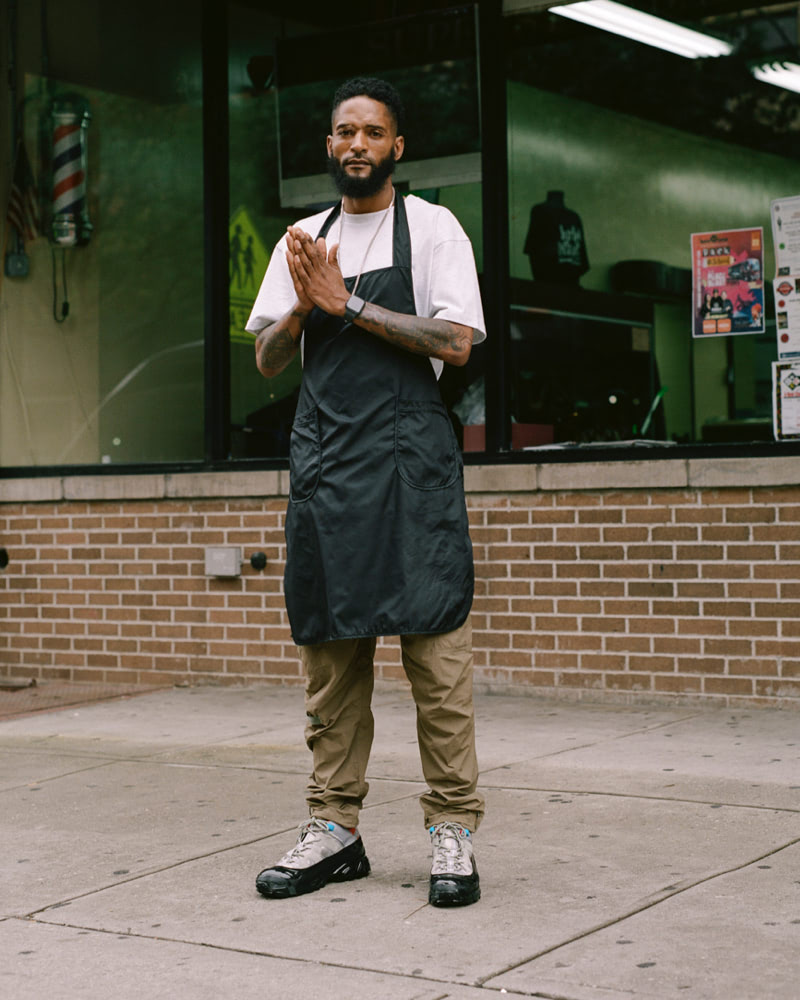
551, 1, 734, 59
752, 61, 800, 95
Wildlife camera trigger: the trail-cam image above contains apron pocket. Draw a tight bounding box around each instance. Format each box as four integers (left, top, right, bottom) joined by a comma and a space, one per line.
289, 406, 321, 502
395, 399, 458, 490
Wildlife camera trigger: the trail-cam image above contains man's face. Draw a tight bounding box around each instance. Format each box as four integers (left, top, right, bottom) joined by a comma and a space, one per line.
326, 96, 404, 199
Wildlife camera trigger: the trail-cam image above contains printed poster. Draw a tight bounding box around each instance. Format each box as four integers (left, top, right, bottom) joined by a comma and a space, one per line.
774, 275, 800, 360
771, 195, 800, 276
691, 227, 765, 338
772, 361, 800, 440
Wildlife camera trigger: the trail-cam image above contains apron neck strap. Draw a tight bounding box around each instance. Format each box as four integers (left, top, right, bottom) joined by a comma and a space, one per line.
316, 201, 341, 241
392, 191, 411, 270
313, 191, 412, 274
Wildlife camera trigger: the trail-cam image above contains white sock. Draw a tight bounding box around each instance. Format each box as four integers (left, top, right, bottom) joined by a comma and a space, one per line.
325, 820, 358, 847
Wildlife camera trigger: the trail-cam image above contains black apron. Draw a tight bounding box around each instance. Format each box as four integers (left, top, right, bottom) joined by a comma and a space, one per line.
284, 194, 474, 645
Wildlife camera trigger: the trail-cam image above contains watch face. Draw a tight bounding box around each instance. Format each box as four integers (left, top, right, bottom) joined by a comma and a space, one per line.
346, 295, 364, 318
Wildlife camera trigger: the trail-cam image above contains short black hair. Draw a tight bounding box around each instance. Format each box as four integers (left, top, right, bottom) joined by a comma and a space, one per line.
331, 77, 405, 134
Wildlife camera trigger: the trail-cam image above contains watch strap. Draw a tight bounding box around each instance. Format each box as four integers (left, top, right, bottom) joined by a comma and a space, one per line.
344, 294, 366, 321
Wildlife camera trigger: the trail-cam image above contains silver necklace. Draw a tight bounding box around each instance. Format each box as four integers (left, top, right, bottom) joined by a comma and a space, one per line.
338, 192, 395, 296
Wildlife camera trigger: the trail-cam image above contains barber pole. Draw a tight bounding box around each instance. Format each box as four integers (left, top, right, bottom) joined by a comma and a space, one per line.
50, 96, 92, 247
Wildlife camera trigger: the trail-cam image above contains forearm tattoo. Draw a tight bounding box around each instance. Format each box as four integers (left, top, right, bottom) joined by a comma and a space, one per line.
357, 304, 472, 362
256, 307, 308, 375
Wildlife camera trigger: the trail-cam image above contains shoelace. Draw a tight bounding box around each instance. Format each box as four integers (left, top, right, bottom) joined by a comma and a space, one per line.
280, 818, 334, 863
431, 822, 473, 875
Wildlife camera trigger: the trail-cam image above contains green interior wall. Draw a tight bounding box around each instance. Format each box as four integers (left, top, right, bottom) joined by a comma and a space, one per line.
506, 80, 800, 440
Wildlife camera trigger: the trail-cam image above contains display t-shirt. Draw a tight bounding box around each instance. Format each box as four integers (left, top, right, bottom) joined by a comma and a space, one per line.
524, 201, 589, 284
245, 193, 486, 378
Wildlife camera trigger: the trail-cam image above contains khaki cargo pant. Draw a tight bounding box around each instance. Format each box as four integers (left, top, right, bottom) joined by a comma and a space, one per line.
300, 619, 485, 832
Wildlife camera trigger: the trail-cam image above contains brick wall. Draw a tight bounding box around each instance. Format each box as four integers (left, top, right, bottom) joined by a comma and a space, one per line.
2, 460, 800, 707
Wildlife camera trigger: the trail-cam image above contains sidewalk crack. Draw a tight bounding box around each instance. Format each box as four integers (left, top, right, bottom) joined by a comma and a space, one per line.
475, 834, 800, 988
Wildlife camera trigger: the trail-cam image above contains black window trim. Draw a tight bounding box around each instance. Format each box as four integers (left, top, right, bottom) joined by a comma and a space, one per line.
3, 0, 799, 482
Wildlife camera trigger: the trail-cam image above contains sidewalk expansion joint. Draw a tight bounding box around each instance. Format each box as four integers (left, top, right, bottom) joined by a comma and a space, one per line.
474, 782, 800, 814
23, 788, 426, 920
0, 757, 122, 794
477, 712, 707, 771
476, 833, 800, 989
11, 915, 537, 997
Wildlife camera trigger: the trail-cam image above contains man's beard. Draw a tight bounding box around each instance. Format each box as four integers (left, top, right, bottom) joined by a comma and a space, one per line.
327, 150, 396, 198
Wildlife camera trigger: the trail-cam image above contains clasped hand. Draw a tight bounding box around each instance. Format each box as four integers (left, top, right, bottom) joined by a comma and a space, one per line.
286, 226, 348, 317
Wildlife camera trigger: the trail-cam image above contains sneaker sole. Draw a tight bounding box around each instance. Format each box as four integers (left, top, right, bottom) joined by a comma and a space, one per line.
256, 850, 371, 899
429, 877, 481, 907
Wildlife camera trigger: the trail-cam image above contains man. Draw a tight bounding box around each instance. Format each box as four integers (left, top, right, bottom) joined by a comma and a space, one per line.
246, 77, 486, 908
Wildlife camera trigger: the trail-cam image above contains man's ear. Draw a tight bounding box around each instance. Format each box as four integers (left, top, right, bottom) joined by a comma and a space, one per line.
394, 135, 404, 162
326, 135, 333, 157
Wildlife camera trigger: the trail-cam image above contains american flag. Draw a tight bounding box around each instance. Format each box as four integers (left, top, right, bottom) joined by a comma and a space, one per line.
6, 141, 40, 243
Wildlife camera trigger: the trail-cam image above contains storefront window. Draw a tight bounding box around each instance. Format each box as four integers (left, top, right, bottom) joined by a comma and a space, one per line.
503, 1, 800, 448
1, 0, 204, 466
6, 2, 799, 475
227, 5, 483, 457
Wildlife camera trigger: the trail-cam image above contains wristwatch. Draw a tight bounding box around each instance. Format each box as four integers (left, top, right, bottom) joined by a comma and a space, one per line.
344, 294, 366, 321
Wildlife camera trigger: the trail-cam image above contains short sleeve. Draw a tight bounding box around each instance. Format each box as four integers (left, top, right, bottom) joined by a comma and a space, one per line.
428, 213, 486, 344
244, 236, 297, 334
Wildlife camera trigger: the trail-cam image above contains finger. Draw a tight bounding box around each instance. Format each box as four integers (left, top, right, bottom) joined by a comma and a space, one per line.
300, 231, 320, 254
286, 231, 303, 256
328, 243, 340, 269
293, 251, 312, 280
290, 229, 312, 253
298, 237, 323, 271
286, 258, 304, 297
291, 240, 303, 260
288, 247, 311, 286
297, 236, 317, 260
286, 249, 303, 286
288, 228, 313, 264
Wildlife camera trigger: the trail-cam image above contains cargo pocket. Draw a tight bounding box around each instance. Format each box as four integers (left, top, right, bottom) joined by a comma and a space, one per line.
395, 399, 458, 490
289, 407, 320, 502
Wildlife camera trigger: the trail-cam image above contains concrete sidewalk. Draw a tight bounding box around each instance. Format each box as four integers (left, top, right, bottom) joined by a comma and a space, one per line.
2, 683, 798, 1000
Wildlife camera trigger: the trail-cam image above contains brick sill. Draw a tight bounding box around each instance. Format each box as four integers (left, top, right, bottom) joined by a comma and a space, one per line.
2, 455, 800, 504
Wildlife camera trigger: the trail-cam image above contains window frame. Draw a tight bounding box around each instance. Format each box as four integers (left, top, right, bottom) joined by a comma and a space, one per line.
4, 0, 800, 482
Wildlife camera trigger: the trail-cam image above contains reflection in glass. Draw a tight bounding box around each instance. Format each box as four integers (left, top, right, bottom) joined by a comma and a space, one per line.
0, 1, 204, 466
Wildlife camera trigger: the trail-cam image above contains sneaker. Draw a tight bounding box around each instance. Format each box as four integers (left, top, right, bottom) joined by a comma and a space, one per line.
255, 818, 370, 899
428, 821, 480, 907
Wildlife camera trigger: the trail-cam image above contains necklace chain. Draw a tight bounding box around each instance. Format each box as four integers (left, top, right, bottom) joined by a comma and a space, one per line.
339, 192, 395, 297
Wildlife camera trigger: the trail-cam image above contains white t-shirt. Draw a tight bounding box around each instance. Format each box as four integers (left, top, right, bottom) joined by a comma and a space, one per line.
245, 194, 486, 378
